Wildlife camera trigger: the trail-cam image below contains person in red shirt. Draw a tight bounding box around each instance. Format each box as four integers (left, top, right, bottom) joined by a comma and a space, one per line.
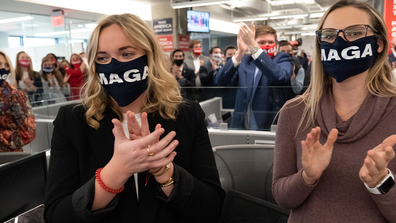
66, 54, 87, 100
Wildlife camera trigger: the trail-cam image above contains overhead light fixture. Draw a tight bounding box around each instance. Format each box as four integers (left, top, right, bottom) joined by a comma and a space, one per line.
84, 23, 97, 28
34, 28, 95, 37
233, 17, 269, 22
266, 0, 316, 6
301, 33, 316, 36
0, 16, 34, 24
15, 0, 151, 20
171, 0, 239, 9
310, 13, 325, 18
271, 14, 308, 20
210, 19, 238, 34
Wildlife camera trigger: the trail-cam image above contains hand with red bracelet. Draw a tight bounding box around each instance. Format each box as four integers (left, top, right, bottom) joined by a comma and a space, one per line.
105, 118, 178, 185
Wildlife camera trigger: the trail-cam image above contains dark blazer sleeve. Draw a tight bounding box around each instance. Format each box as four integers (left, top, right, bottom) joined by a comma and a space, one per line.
177, 67, 195, 87
44, 105, 118, 223
214, 58, 238, 86
253, 52, 293, 85
155, 101, 225, 222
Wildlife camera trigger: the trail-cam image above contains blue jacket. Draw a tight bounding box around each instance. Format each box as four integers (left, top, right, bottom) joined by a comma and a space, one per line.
215, 52, 293, 130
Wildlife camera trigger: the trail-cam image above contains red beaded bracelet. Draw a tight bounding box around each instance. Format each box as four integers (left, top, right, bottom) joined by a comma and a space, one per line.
95, 168, 124, 194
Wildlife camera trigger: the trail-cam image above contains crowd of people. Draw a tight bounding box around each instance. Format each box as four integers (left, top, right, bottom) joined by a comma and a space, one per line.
0, 0, 395, 222
169, 30, 310, 131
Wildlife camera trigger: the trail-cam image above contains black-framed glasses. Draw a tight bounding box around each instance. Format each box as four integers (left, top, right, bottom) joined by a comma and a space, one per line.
315, 24, 378, 44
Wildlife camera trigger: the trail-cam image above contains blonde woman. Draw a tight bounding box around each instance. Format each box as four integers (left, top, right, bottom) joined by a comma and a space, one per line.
272, 0, 396, 222
44, 14, 224, 223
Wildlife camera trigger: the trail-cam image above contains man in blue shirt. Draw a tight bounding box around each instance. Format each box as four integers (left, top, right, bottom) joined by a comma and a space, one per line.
215, 23, 293, 130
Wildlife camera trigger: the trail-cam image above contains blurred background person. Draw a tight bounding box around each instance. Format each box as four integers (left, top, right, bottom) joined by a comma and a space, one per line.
223, 45, 237, 64
215, 22, 293, 130
0, 51, 36, 152
15, 51, 43, 106
46, 53, 60, 72
40, 58, 68, 103
170, 49, 195, 100
279, 40, 304, 96
67, 53, 86, 100
59, 59, 71, 99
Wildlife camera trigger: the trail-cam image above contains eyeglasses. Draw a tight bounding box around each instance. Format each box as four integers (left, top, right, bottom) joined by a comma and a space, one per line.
315, 24, 378, 44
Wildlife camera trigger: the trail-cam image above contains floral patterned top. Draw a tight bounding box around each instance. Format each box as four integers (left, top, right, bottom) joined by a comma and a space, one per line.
0, 81, 36, 152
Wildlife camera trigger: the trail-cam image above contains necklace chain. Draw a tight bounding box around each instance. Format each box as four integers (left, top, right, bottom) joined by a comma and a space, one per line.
339, 104, 362, 117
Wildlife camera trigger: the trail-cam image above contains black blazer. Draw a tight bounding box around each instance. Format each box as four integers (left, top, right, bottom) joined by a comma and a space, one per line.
44, 101, 225, 223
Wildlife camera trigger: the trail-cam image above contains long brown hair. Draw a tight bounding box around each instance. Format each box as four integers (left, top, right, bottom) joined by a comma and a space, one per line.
296, 0, 396, 134
40, 57, 64, 88
69, 53, 82, 69
83, 13, 182, 129
15, 51, 38, 81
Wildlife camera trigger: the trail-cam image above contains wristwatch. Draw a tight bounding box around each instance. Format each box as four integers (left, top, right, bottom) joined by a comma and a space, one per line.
364, 169, 395, 195
250, 46, 260, 55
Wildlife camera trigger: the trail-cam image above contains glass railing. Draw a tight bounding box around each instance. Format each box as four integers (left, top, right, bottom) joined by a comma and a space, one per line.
0, 85, 307, 164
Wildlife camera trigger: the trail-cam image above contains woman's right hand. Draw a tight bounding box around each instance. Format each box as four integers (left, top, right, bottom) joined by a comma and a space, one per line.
108, 119, 178, 183
63, 74, 71, 83
301, 127, 338, 184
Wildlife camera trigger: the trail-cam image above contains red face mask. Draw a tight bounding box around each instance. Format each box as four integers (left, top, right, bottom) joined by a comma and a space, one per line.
62, 65, 69, 70
260, 44, 276, 58
72, 60, 81, 67
193, 48, 202, 56
19, 59, 30, 67
50, 58, 57, 64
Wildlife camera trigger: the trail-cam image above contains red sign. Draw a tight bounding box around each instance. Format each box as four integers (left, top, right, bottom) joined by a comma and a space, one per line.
157, 35, 173, 52
178, 35, 190, 51
384, 0, 396, 52
51, 15, 64, 27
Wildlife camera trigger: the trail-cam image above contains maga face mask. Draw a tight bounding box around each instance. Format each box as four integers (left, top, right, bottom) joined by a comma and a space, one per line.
96, 55, 148, 107
43, 67, 54, 73
19, 59, 30, 67
0, 68, 10, 86
320, 35, 379, 83
193, 48, 202, 56
260, 44, 276, 58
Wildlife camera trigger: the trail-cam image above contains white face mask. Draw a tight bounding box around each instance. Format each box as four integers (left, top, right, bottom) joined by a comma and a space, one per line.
212, 53, 222, 63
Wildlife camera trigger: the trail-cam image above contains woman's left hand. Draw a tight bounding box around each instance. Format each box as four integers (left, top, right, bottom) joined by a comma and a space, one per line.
359, 135, 396, 188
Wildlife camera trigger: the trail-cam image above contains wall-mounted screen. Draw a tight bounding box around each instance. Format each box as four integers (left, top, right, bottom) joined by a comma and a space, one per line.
187, 10, 210, 33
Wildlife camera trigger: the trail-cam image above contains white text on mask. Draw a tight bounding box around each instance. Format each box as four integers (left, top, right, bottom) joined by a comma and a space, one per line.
99, 66, 148, 85
321, 43, 373, 61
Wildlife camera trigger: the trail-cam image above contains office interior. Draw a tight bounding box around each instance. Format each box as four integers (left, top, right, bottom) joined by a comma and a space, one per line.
0, 0, 388, 222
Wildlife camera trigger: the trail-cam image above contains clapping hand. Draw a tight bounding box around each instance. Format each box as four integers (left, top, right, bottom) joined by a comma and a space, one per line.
359, 135, 396, 188
110, 116, 178, 178
238, 22, 257, 48
301, 127, 338, 184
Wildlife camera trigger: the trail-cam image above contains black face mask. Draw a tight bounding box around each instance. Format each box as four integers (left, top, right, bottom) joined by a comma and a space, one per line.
174, 59, 183, 66
321, 35, 379, 83
0, 68, 10, 86
288, 53, 293, 57
394, 46, 396, 51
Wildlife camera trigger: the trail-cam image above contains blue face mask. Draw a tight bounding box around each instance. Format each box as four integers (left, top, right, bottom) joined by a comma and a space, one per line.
226, 57, 232, 62
43, 67, 54, 73
320, 35, 379, 83
96, 55, 148, 107
0, 68, 10, 86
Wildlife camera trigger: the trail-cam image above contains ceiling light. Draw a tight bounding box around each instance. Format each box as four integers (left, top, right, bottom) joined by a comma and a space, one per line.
84, 23, 97, 28
0, 16, 33, 24
233, 17, 269, 22
34, 28, 95, 37
301, 33, 316, 36
16, 0, 151, 20
210, 19, 238, 34
310, 13, 325, 18
271, 14, 308, 20
171, 0, 239, 9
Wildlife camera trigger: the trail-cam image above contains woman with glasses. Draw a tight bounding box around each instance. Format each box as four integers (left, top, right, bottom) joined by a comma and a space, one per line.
44, 13, 224, 223
272, 0, 396, 222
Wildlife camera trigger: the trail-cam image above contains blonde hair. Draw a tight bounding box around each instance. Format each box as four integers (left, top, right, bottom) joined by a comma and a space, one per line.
0, 51, 16, 84
83, 13, 183, 129
296, 0, 396, 133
